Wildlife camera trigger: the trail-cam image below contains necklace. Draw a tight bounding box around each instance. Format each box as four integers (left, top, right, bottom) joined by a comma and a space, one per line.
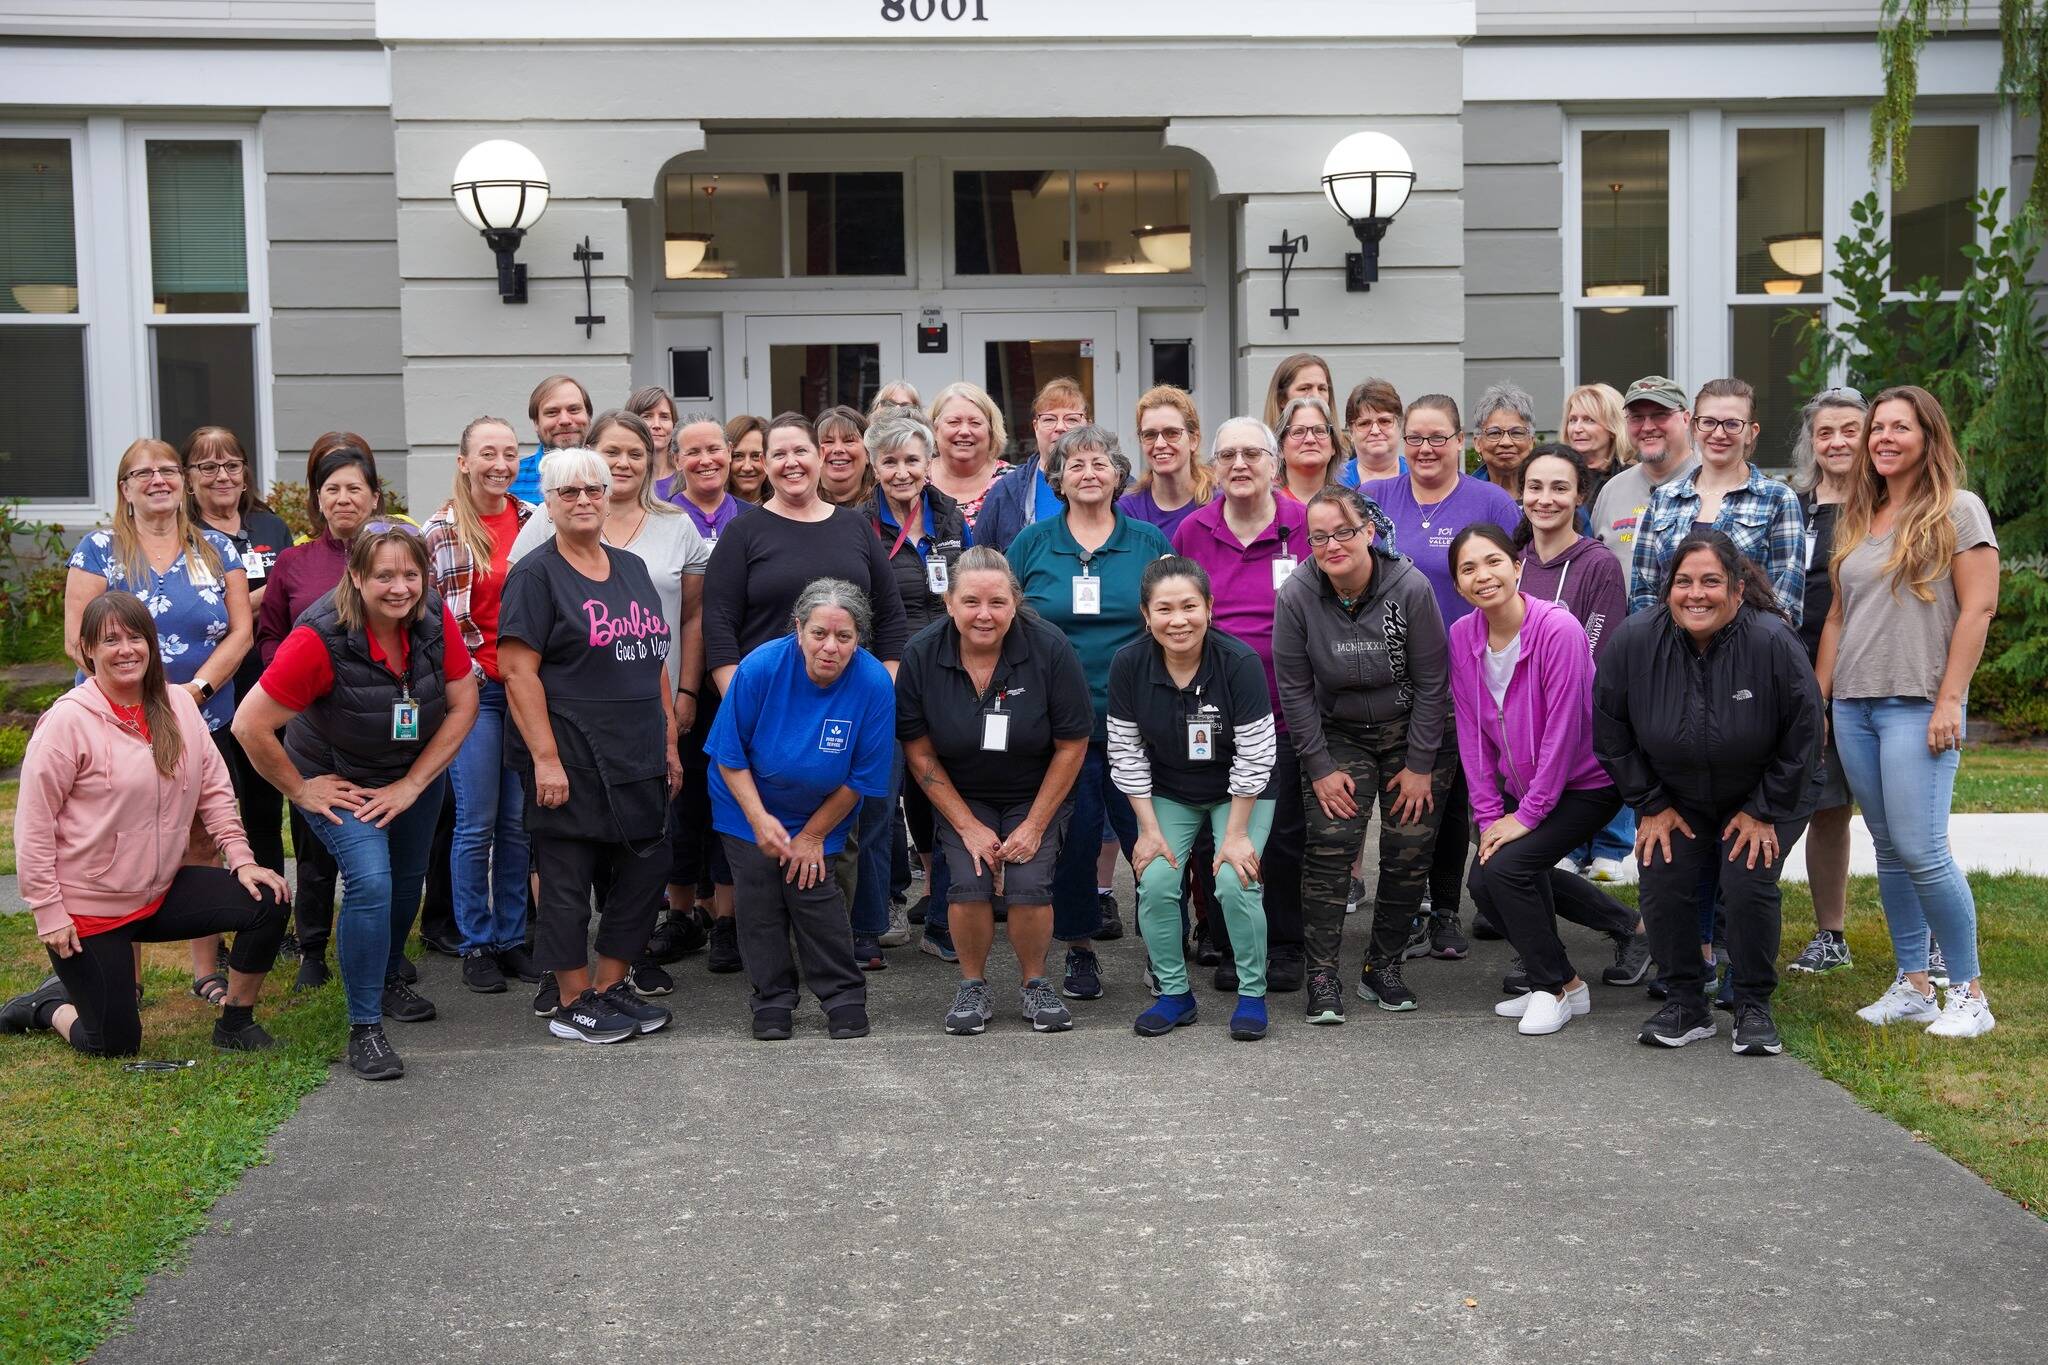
1416, 488, 1451, 529
605, 505, 648, 547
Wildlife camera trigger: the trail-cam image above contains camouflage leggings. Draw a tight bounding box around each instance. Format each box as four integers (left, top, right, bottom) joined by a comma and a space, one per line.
1300, 716, 1457, 973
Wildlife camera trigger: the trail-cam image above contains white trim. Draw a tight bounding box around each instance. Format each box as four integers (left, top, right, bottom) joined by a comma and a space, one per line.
0, 42, 390, 110
1465, 34, 2001, 103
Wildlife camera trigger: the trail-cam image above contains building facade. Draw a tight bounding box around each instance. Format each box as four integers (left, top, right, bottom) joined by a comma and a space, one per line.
0, 0, 2026, 518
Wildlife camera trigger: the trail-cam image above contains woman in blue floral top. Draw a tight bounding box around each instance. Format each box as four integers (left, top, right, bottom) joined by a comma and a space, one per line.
63, 437, 254, 1005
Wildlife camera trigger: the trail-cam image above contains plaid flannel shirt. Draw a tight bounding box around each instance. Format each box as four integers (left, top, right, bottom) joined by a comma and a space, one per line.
1627, 463, 1806, 625
423, 498, 535, 653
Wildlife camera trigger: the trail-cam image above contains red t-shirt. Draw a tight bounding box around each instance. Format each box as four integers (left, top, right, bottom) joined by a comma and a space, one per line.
81, 702, 167, 936
468, 504, 524, 682
259, 603, 473, 712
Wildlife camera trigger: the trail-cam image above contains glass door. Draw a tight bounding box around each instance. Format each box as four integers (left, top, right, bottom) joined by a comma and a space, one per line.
959, 310, 1122, 465
744, 314, 904, 418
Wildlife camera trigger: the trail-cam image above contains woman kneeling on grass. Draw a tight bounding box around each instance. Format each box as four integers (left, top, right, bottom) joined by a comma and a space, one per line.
4, 594, 291, 1056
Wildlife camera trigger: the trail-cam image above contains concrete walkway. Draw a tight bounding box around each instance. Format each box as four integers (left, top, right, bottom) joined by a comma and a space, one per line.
86, 878, 2047, 1364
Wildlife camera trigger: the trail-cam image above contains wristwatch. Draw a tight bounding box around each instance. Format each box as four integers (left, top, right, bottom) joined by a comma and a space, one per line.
196, 679, 217, 702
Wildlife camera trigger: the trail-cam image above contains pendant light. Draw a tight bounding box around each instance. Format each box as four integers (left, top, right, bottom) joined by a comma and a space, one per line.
1131, 168, 1191, 271
665, 177, 717, 279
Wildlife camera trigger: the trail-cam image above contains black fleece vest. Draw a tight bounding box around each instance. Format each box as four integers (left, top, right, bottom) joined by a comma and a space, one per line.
282, 590, 450, 786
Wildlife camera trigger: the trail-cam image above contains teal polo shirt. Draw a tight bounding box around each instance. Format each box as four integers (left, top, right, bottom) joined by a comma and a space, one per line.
1007, 508, 1173, 739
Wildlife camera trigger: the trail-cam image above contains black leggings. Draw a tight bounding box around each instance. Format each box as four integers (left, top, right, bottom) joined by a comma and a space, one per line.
46, 866, 288, 1057
215, 728, 286, 877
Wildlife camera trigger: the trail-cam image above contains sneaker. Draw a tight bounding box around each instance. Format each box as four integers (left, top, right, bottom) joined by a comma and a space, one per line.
907, 894, 930, 925
1470, 906, 1506, 941
532, 971, 561, 1019
1732, 1001, 1784, 1055
418, 932, 462, 959
1193, 921, 1223, 966
1496, 982, 1591, 1035
1926, 941, 1951, 989
212, 1016, 278, 1051
878, 900, 912, 948
944, 979, 994, 1035
294, 954, 331, 992
1359, 961, 1419, 1012
1344, 875, 1365, 915
1134, 992, 1199, 1036
1305, 969, 1346, 1025
1428, 912, 1469, 961
1267, 943, 1306, 993
392, 955, 419, 985
1588, 856, 1636, 885
647, 908, 710, 962
706, 916, 744, 974
1786, 930, 1852, 975
1143, 963, 1163, 998
1925, 986, 1995, 1039
0, 974, 67, 1034
1229, 994, 1269, 1041
1554, 854, 1584, 875
852, 935, 887, 972
495, 943, 543, 984
381, 976, 437, 1024
347, 1022, 404, 1080
1095, 891, 1125, 941
1856, 974, 1941, 1026
599, 981, 672, 1035
1501, 956, 1531, 996
547, 988, 638, 1044
919, 926, 959, 963
462, 948, 507, 994
1637, 1000, 1717, 1048
827, 1003, 871, 1039
1400, 916, 1432, 962
1022, 977, 1074, 1032
1645, 973, 1670, 1001
753, 1007, 795, 1041
628, 959, 675, 997
1061, 947, 1103, 1000
1713, 956, 1736, 1012
1602, 929, 1653, 986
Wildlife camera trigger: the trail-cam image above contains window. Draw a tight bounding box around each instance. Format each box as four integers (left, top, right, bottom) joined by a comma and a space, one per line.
1891, 124, 1981, 293
1731, 126, 1828, 465
0, 134, 90, 501
1572, 127, 1677, 391
662, 171, 906, 280
954, 166, 1192, 276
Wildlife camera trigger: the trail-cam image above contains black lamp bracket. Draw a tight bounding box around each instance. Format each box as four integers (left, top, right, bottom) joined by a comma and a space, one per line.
1344, 217, 1393, 293
482, 227, 528, 304
573, 236, 606, 338
1268, 231, 1308, 330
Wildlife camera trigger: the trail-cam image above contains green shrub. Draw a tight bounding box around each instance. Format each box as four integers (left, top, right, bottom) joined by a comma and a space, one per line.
267, 482, 413, 543
0, 501, 73, 666
0, 726, 27, 769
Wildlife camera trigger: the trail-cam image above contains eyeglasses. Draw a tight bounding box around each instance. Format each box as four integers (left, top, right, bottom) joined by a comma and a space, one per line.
551, 484, 609, 504
1033, 412, 1087, 429
1480, 426, 1532, 442
1284, 424, 1332, 442
1352, 416, 1398, 431
361, 520, 421, 538
1694, 416, 1754, 435
123, 464, 183, 485
1402, 433, 1455, 450
188, 461, 244, 479
1140, 426, 1189, 445
1214, 447, 1272, 467
1306, 524, 1369, 548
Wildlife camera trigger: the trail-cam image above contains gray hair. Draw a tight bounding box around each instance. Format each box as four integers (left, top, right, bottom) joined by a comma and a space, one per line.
1473, 381, 1536, 431
1791, 386, 1870, 494
538, 446, 611, 497
1045, 423, 1132, 502
865, 411, 936, 464
1276, 395, 1337, 437
946, 545, 1023, 600
677, 409, 723, 434
790, 577, 873, 643
1211, 415, 1278, 457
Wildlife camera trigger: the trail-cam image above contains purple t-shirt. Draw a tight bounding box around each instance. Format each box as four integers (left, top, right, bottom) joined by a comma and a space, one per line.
655, 475, 749, 545
1360, 474, 1520, 626
1118, 487, 1211, 542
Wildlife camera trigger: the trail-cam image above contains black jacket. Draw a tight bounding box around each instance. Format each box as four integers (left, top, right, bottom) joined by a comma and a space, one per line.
283, 589, 450, 787
1593, 603, 1822, 824
857, 484, 971, 636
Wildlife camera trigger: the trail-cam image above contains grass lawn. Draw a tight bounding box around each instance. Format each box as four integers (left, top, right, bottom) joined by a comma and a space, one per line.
1950, 745, 2048, 813
0, 921, 341, 1364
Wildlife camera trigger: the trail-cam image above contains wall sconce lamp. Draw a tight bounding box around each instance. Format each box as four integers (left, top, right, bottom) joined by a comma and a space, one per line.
451, 139, 551, 304
1321, 132, 1415, 292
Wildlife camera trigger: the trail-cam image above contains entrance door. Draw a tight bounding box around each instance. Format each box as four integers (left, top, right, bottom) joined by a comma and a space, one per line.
959, 311, 1122, 465
745, 314, 904, 418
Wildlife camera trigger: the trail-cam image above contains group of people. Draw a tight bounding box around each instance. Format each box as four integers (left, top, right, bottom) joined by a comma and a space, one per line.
2, 353, 2003, 1076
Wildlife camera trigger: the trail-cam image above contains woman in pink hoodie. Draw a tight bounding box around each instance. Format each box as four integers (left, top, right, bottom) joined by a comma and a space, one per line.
1446, 525, 1638, 1038
2, 594, 291, 1056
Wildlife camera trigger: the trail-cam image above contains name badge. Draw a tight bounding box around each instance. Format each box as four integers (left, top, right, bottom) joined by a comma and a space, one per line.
1271, 555, 1298, 592
392, 700, 420, 742
1187, 721, 1215, 762
926, 556, 950, 594
243, 550, 269, 584
981, 712, 1010, 752
1072, 574, 1101, 615
1803, 526, 1819, 570
187, 561, 218, 590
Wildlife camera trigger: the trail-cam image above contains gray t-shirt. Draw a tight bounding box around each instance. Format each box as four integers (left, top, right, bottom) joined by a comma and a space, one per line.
1591, 456, 1697, 577
1831, 489, 1998, 701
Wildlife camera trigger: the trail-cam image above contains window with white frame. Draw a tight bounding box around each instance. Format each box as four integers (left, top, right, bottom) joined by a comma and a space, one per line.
0, 133, 91, 501
952, 166, 1194, 277
1728, 121, 1833, 464
1570, 124, 1679, 397
661, 170, 909, 280
1887, 119, 1990, 294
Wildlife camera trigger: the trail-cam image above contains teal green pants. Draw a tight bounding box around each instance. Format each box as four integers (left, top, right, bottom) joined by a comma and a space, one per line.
1137, 796, 1275, 997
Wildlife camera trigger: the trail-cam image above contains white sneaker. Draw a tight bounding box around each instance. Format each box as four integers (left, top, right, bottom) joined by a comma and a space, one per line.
1554, 855, 1584, 874
1925, 985, 1995, 1039
1856, 974, 1941, 1026
1517, 983, 1592, 1035
1587, 856, 1636, 885
878, 901, 911, 948
1925, 941, 1951, 989
1495, 980, 1591, 1027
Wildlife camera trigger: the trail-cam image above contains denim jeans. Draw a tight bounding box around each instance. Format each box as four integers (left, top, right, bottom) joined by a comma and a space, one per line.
450, 681, 530, 954
309, 777, 447, 1024
1052, 741, 1139, 942
1577, 803, 1636, 865
1832, 696, 1980, 984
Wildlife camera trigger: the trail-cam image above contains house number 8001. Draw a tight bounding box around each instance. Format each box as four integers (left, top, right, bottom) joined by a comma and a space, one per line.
881, 0, 989, 20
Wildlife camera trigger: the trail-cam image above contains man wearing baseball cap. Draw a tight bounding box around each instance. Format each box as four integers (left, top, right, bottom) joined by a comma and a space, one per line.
1590, 375, 1698, 569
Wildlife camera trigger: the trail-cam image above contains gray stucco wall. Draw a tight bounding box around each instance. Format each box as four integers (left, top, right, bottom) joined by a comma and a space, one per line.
1461, 101, 1565, 432
262, 109, 405, 492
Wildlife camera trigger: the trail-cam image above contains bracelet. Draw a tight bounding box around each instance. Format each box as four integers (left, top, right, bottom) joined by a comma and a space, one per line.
677, 686, 698, 698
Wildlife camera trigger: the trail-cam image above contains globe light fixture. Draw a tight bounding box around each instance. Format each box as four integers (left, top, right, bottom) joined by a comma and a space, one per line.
1320, 131, 1416, 292
450, 139, 551, 304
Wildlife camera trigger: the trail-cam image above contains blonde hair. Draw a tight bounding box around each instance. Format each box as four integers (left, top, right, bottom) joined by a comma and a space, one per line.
1131, 385, 1216, 504
1563, 383, 1634, 469
112, 439, 224, 585
447, 415, 520, 570
925, 381, 1009, 469
1830, 385, 1964, 604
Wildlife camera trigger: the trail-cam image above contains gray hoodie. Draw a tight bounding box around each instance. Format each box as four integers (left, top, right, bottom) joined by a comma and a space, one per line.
1272, 547, 1451, 781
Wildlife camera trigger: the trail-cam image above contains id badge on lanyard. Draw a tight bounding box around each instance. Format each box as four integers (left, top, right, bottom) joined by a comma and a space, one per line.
981, 690, 1009, 751
927, 554, 950, 594
1187, 688, 1221, 762
1072, 565, 1101, 616
392, 694, 420, 742
1270, 555, 1298, 592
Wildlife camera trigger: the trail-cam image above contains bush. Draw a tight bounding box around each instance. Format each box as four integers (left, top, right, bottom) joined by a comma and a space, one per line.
267, 482, 413, 543
0, 500, 74, 665
0, 726, 25, 770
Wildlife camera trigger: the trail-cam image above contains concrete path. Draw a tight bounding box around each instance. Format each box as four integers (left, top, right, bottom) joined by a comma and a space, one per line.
90, 888, 2046, 1364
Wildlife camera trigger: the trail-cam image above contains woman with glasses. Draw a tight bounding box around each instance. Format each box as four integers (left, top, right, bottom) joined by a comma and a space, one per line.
974, 378, 1091, 554
1339, 379, 1406, 487
1120, 385, 1215, 540
724, 415, 770, 505
925, 382, 1012, 531
1275, 396, 1345, 506
1262, 353, 1334, 433
1471, 382, 1538, 499
1628, 378, 1805, 622
65, 438, 254, 1009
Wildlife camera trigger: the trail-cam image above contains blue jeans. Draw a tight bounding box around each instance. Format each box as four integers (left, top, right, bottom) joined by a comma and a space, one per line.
1053, 741, 1139, 942
450, 681, 530, 954
1832, 697, 1979, 984
309, 778, 446, 1024
1579, 803, 1636, 864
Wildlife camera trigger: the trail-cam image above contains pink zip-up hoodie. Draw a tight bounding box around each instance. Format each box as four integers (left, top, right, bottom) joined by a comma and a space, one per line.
15, 680, 252, 936
1448, 594, 1612, 830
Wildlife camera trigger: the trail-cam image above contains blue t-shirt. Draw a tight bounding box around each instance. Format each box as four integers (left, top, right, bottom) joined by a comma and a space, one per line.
1030, 465, 1064, 523
69, 527, 244, 730
706, 634, 896, 855
1359, 474, 1520, 628
1338, 455, 1406, 487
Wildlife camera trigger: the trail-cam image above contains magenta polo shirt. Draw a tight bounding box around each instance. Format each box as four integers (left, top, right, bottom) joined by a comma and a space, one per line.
1172, 496, 1309, 731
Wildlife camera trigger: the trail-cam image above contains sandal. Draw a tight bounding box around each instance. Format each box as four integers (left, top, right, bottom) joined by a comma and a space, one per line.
190, 972, 229, 1007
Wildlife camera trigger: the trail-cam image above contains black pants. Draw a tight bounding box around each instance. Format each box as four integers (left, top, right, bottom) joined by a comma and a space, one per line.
1209, 737, 1306, 953
46, 867, 288, 1057
417, 800, 458, 948
215, 729, 286, 877
530, 834, 669, 973
1466, 787, 1634, 994
288, 805, 339, 954
1639, 809, 1809, 1009
1429, 756, 1472, 916
672, 689, 732, 891
721, 834, 866, 1016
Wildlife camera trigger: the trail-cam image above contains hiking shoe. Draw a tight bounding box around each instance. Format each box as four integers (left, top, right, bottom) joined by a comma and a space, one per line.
944, 979, 994, 1035
706, 916, 743, 973
294, 954, 331, 992
1134, 992, 1199, 1036
1588, 856, 1636, 885
1359, 961, 1418, 1012
1501, 956, 1531, 996
1926, 986, 1995, 1039
827, 1004, 871, 1039
1061, 947, 1103, 1000
1856, 974, 1940, 1026
548, 989, 638, 1044
381, 976, 437, 1024
879, 901, 912, 948
1400, 916, 1432, 962
1638, 1000, 1717, 1048
1926, 941, 1951, 989
853, 935, 886, 971
212, 1016, 278, 1052
919, 926, 959, 963
1786, 930, 1852, 974
1229, 995, 1268, 1041
1344, 875, 1365, 916
462, 948, 507, 994
647, 908, 710, 962
1022, 977, 1074, 1032
495, 944, 542, 984
347, 1022, 404, 1080
599, 981, 672, 1035
1732, 1001, 1784, 1055
1213, 958, 1240, 992
629, 959, 674, 997
1095, 891, 1125, 941
1305, 969, 1346, 1025
392, 955, 419, 985
532, 972, 561, 1018
1603, 929, 1653, 986
1428, 913, 1469, 960
1267, 943, 1306, 993
0, 975, 66, 1034
753, 1008, 795, 1041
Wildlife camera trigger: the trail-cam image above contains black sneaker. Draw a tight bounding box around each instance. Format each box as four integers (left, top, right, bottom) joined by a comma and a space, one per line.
1267, 943, 1307, 993
1732, 1002, 1783, 1056
1096, 891, 1125, 941
753, 1007, 795, 1041
347, 1022, 404, 1080
548, 989, 638, 1044
212, 1017, 278, 1051
1603, 929, 1653, 986
1400, 916, 1432, 961
418, 932, 463, 958
0, 974, 67, 1034
1501, 955, 1531, 995
628, 959, 675, 997
462, 948, 506, 994
646, 908, 710, 963
1192, 920, 1223, 966
1305, 968, 1346, 1025
907, 894, 930, 925
1638, 1000, 1718, 1048
706, 917, 743, 974
1429, 913, 1469, 960
532, 972, 561, 1018
293, 954, 331, 992
1359, 961, 1419, 1012
381, 976, 437, 1023
1213, 958, 1240, 992
827, 1004, 871, 1039
852, 935, 887, 971
1470, 906, 1506, 940
598, 981, 672, 1035
1061, 947, 1103, 1000
495, 943, 543, 984
1645, 972, 1671, 1001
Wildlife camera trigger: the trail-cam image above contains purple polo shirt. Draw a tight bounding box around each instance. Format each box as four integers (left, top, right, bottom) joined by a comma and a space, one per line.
655, 475, 749, 544
1171, 496, 1309, 730
1118, 487, 1210, 542
1360, 473, 1520, 627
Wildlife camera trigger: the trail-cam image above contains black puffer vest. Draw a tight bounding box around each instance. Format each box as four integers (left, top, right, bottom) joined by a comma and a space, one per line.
283, 590, 451, 786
